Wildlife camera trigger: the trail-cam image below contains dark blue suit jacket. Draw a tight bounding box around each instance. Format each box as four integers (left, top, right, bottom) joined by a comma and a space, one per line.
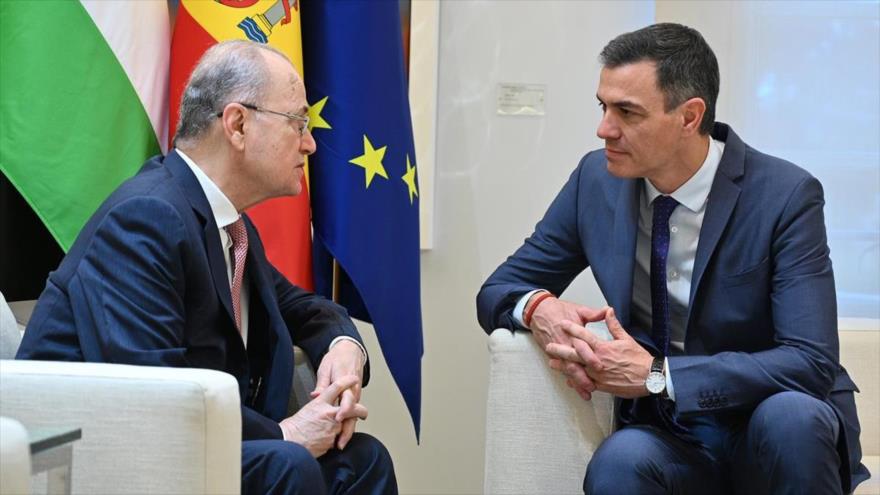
17, 151, 367, 441
477, 124, 868, 491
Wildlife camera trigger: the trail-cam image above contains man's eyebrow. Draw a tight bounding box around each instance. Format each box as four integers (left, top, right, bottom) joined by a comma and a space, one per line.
596, 95, 647, 113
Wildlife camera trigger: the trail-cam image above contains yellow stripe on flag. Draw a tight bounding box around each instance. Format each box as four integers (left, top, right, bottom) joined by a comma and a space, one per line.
181, 0, 304, 73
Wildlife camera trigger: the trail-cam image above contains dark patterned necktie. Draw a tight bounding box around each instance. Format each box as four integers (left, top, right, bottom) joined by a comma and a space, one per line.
651, 195, 679, 355
648, 195, 690, 436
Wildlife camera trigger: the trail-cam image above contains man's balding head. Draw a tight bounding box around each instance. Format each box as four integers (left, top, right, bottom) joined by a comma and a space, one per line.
174, 40, 298, 146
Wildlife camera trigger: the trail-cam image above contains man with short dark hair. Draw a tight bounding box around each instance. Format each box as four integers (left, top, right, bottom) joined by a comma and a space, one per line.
17, 40, 397, 495
477, 23, 868, 494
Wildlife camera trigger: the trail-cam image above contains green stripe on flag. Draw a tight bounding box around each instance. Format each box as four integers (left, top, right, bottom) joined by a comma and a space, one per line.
0, 0, 161, 251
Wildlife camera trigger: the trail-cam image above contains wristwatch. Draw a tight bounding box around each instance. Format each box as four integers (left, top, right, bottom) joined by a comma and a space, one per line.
645, 356, 666, 395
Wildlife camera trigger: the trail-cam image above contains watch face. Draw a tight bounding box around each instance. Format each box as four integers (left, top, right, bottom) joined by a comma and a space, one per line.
646, 372, 666, 394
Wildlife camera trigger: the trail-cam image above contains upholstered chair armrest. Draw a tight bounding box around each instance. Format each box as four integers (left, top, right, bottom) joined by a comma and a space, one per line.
0, 360, 241, 495
484, 329, 615, 495
0, 416, 31, 494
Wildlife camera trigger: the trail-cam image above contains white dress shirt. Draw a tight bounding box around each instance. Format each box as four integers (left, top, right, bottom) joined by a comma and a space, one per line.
515, 137, 725, 401
179, 150, 252, 346
178, 150, 366, 360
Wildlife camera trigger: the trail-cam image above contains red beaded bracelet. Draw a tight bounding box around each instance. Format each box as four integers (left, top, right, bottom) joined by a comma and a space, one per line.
523, 292, 555, 328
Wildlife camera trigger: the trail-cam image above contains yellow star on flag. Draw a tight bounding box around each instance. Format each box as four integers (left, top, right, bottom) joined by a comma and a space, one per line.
401, 154, 418, 204
308, 96, 332, 131
349, 135, 388, 188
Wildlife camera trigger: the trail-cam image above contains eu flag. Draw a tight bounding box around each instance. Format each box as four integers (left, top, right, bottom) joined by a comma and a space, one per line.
302, 0, 423, 437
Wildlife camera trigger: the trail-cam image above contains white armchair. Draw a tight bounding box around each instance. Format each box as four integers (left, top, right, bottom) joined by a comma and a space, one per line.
0, 293, 242, 494
0, 291, 320, 495
0, 360, 242, 495
484, 328, 614, 495
484, 327, 879, 495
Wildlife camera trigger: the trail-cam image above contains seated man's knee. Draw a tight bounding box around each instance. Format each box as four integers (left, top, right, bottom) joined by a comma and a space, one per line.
320, 433, 397, 494
741, 391, 841, 493
243, 440, 324, 493
749, 391, 838, 444
584, 428, 667, 495
341, 433, 394, 473
346, 433, 390, 456
275, 441, 322, 476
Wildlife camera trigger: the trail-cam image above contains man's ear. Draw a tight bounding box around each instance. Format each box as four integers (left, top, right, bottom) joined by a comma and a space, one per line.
219, 103, 247, 151
680, 97, 707, 136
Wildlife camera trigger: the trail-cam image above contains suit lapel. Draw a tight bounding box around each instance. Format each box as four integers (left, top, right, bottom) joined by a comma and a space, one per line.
687, 124, 745, 326
205, 224, 236, 324
242, 215, 293, 420
243, 218, 279, 351
164, 151, 236, 325
610, 178, 640, 328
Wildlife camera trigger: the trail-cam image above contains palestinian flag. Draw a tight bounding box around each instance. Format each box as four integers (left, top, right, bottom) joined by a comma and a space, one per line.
0, 0, 170, 255
170, 0, 313, 290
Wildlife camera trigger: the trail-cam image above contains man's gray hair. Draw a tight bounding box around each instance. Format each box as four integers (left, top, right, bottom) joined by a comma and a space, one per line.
174, 40, 290, 145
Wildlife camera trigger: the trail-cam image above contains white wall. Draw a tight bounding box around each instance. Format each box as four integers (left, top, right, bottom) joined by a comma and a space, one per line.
357, 1, 879, 493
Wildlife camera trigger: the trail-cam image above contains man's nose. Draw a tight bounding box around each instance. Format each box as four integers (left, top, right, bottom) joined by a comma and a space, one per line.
301, 131, 317, 156
596, 113, 619, 141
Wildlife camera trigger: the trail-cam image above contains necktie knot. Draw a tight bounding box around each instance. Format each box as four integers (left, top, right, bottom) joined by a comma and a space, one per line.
227, 217, 248, 249
226, 218, 248, 332
652, 195, 679, 227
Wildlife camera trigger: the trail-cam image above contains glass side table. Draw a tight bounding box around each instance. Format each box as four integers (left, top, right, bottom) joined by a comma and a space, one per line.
28, 427, 81, 495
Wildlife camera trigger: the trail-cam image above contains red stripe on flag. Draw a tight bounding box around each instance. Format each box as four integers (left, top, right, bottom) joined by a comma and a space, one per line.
169, 3, 216, 146
247, 192, 313, 291
169, 1, 314, 290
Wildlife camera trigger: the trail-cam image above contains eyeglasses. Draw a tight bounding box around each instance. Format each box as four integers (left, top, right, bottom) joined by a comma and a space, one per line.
216, 102, 310, 136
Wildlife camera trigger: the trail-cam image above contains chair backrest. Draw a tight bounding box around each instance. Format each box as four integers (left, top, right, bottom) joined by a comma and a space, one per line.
287, 346, 318, 415
839, 329, 880, 456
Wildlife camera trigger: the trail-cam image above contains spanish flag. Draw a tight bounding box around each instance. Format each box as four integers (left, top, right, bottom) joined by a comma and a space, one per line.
170, 0, 313, 290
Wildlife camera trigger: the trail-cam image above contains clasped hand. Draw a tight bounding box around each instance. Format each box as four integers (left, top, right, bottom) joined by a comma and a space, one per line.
279, 340, 366, 458
527, 296, 608, 401
536, 303, 653, 399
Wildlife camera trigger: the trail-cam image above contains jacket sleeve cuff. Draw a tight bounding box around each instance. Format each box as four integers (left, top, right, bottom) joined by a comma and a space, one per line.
329, 336, 368, 365
513, 289, 547, 327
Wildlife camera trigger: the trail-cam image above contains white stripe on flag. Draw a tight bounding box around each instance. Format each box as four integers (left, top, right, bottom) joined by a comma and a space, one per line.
81, 0, 170, 151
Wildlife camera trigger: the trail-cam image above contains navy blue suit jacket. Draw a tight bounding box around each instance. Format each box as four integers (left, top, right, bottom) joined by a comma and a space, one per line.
477, 123, 867, 491
17, 151, 368, 441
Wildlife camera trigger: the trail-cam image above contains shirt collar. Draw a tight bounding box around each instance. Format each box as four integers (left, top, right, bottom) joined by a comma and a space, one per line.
644, 136, 725, 213
176, 149, 240, 229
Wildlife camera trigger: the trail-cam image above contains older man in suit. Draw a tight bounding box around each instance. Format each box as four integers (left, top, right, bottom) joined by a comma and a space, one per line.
477, 23, 868, 494
17, 40, 397, 495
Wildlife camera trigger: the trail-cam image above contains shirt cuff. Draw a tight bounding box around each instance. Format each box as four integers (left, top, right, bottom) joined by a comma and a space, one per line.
329, 336, 368, 366
664, 357, 675, 401
513, 289, 548, 327
280, 423, 290, 442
